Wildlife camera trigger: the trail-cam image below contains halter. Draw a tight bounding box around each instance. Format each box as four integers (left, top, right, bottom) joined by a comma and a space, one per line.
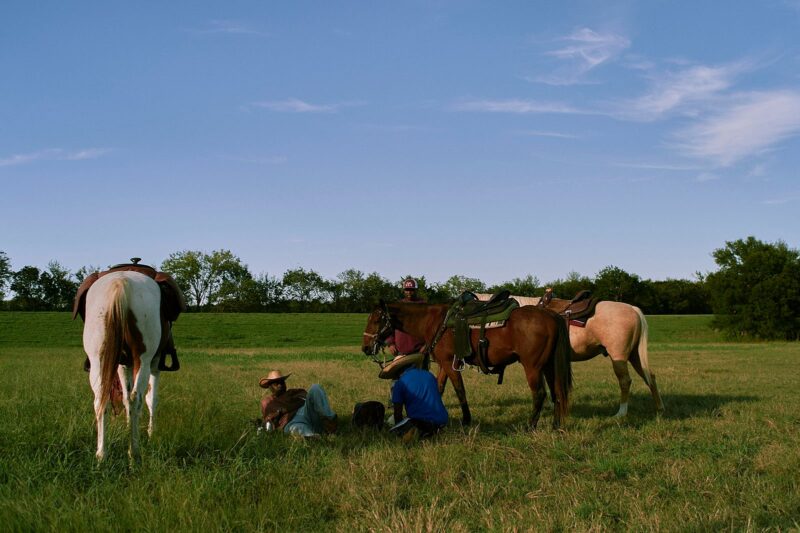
364, 302, 395, 366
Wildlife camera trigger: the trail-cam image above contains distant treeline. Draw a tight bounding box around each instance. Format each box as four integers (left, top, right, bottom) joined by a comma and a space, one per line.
1, 236, 798, 339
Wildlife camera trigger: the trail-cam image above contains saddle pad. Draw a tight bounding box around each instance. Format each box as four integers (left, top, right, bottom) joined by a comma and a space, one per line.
446, 300, 519, 327
468, 320, 506, 329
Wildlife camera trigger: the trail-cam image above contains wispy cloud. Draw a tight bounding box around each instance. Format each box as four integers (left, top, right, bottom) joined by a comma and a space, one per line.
762, 192, 800, 205
249, 98, 360, 113
0, 148, 111, 167
221, 155, 287, 165
618, 62, 747, 121
696, 172, 720, 182
614, 162, 704, 171
452, 99, 586, 114
515, 130, 580, 139
188, 20, 266, 36
675, 90, 800, 166
534, 28, 630, 85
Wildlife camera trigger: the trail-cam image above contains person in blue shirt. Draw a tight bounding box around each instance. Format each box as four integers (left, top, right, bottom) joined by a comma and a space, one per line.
391, 365, 448, 442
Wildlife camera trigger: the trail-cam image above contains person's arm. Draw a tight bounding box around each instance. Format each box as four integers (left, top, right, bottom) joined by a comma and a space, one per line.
391, 380, 405, 421
385, 333, 398, 355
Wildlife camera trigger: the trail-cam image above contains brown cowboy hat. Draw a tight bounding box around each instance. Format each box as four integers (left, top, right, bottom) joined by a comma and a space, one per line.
259, 370, 292, 388
378, 353, 425, 380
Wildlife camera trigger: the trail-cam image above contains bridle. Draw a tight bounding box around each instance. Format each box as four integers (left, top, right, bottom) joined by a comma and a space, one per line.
363, 302, 395, 363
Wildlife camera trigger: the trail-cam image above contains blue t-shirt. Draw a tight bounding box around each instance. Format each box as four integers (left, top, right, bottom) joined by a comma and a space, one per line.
391, 368, 449, 426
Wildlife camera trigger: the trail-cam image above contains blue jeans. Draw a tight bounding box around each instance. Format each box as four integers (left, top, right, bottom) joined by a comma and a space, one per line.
284, 384, 336, 437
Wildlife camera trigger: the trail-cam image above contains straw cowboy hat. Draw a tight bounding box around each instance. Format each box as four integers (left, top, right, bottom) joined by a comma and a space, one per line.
259, 370, 292, 388
378, 353, 425, 380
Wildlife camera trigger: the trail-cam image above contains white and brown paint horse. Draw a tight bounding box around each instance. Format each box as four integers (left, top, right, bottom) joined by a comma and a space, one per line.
477, 294, 664, 417
83, 271, 163, 461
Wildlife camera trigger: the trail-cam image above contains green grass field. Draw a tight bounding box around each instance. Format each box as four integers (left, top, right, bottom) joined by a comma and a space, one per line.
1, 312, 798, 531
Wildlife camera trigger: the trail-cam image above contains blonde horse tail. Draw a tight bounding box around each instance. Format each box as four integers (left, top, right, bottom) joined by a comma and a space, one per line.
553, 313, 573, 423
634, 306, 653, 387
97, 278, 130, 416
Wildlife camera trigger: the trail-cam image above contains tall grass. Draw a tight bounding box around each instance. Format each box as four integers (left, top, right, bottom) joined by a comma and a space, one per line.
1, 313, 798, 531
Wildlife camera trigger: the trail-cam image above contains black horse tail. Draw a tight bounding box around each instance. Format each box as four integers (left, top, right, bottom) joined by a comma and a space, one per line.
551, 312, 573, 426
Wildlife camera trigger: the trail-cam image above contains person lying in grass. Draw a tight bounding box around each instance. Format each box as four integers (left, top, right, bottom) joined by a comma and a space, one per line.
259, 370, 337, 438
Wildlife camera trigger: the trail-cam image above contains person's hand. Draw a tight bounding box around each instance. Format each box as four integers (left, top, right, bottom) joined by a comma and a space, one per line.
387, 344, 398, 356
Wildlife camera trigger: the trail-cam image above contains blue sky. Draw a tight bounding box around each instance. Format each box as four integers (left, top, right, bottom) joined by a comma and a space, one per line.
2, 1, 799, 285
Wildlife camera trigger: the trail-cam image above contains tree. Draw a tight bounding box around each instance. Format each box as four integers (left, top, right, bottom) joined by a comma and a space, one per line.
39, 261, 77, 311
10, 266, 45, 310
254, 273, 284, 310
361, 272, 398, 309
593, 266, 642, 303
282, 267, 331, 311
706, 237, 800, 339
438, 275, 487, 299
161, 250, 251, 309
489, 274, 540, 297
0, 251, 11, 302
650, 278, 711, 314
545, 271, 594, 300
74, 265, 101, 283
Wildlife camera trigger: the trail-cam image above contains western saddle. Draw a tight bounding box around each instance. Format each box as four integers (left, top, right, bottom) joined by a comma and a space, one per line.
73, 258, 187, 372
537, 288, 599, 324
445, 290, 519, 383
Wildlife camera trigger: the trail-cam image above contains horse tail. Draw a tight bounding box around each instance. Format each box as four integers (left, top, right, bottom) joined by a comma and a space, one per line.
97, 277, 130, 416
633, 306, 653, 386
552, 313, 573, 423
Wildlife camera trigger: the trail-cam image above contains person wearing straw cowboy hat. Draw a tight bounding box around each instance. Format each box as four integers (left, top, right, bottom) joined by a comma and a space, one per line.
259, 370, 337, 438
385, 357, 448, 444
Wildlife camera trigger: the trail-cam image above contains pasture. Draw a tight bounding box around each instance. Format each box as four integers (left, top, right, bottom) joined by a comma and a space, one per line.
1, 312, 798, 531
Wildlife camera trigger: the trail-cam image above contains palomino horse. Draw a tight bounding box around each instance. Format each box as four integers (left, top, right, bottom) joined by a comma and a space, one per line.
363, 301, 573, 430
476, 294, 664, 417
82, 271, 163, 461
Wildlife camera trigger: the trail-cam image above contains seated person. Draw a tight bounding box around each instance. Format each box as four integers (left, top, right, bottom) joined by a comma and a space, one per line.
390, 364, 448, 442
259, 370, 337, 438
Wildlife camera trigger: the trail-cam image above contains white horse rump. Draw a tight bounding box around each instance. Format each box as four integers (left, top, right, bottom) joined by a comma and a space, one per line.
82, 271, 162, 461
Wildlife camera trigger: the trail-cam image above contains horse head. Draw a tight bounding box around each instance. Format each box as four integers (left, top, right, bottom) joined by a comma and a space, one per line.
362, 300, 395, 356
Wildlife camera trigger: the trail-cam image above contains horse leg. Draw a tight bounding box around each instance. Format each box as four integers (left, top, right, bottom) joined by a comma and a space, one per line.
118, 365, 132, 425
525, 367, 547, 430
436, 366, 449, 396
611, 358, 632, 417
145, 368, 160, 438
629, 352, 665, 414
542, 368, 559, 427
444, 365, 471, 426
89, 360, 107, 461
128, 361, 151, 464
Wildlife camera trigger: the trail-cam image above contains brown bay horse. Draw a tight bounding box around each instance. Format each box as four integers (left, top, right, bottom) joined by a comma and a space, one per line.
477, 293, 665, 417
362, 301, 573, 430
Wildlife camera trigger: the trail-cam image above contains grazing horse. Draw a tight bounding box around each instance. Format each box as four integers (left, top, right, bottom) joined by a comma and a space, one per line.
363, 301, 573, 430
477, 294, 665, 417
82, 271, 163, 461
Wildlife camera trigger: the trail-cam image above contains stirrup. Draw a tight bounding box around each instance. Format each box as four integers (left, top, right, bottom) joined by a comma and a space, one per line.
452, 357, 466, 372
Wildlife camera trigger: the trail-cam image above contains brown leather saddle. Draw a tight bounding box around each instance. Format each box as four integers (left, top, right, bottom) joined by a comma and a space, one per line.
74, 258, 186, 372
538, 289, 598, 325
